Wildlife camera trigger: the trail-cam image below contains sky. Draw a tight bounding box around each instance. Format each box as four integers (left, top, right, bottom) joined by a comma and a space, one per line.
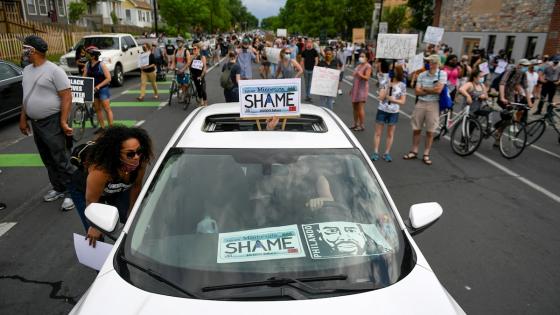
242, 0, 287, 21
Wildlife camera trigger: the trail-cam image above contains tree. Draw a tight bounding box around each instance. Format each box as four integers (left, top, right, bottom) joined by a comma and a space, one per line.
381, 5, 409, 33
406, 0, 434, 31
69, 0, 87, 24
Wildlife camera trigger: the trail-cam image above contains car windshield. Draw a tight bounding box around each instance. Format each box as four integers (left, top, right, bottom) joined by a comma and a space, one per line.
121, 148, 414, 300
83, 37, 119, 50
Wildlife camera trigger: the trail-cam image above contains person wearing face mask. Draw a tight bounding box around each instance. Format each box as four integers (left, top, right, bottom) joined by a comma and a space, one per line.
535, 55, 560, 115
236, 37, 259, 80
137, 43, 159, 101
221, 51, 241, 102
80, 126, 154, 247
349, 52, 372, 132
442, 55, 461, 102
275, 47, 303, 79
499, 58, 533, 108
459, 68, 488, 114
524, 60, 540, 106
300, 39, 320, 102
19, 35, 75, 211
315, 47, 341, 110
84, 46, 113, 133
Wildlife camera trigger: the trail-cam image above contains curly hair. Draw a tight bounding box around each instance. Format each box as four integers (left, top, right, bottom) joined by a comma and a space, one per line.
87, 126, 154, 177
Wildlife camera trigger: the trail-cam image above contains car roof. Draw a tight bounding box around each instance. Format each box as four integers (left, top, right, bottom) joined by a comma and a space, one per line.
175, 103, 354, 149
83, 34, 131, 38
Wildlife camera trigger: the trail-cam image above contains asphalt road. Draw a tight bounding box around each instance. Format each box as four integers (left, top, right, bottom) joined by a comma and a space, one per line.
0, 61, 559, 314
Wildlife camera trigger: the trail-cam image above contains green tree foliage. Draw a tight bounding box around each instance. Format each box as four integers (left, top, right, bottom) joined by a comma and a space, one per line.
406, 0, 434, 31
69, 0, 87, 24
381, 5, 409, 33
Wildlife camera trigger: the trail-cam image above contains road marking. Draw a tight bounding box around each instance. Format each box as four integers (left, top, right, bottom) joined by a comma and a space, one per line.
84, 120, 136, 128
0, 222, 17, 238
134, 120, 145, 127
111, 101, 161, 107
527, 143, 560, 159
0, 154, 43, 167
342, 77, 560, 204
123, 90, 169, 94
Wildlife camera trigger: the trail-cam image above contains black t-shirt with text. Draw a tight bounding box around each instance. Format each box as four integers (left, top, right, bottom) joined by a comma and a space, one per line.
301, 48, 319, 71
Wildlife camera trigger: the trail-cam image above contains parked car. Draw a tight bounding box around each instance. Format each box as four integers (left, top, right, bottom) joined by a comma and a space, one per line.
60, 34, 143, 86
71, 103, 464, 314
0, 60, 23, 124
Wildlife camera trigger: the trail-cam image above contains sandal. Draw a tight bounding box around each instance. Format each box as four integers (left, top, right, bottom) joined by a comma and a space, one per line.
354, 126, 365, 132
422, 155, 433, 166
403, 152, 418, 160
136, 96, 144, 102
349, 125, 357, 130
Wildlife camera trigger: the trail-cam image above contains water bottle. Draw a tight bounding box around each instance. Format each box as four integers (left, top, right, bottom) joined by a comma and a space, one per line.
196, 215, 218, 234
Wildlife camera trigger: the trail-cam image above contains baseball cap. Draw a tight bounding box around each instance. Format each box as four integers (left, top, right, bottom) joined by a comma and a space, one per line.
517, 58, 531, 66
242, 37, 251, 44
424, 54, 440, 65
22, 35, 48, 53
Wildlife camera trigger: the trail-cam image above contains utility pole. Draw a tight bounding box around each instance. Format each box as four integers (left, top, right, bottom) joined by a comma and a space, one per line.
152, 0, 158, 35
369, 0, 383, 40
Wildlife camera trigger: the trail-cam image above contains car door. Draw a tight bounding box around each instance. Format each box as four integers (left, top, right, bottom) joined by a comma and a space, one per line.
0, 62, 23, 123
123, 36, 142, 71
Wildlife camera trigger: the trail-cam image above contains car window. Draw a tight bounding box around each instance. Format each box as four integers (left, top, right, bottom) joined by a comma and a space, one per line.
0, 63, 19, 81
83, 37, 119, 50
123, 148, 413, 299
124, 36, 137, 48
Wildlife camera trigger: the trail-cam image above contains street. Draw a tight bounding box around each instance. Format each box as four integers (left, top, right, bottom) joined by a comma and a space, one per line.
1, 61, 559, 314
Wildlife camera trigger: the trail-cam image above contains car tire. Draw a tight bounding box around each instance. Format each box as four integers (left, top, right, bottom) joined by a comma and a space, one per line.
111, 64, 124, 87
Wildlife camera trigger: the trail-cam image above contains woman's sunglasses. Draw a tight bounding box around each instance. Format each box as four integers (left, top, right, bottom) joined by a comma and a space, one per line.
123, 149, 143, 159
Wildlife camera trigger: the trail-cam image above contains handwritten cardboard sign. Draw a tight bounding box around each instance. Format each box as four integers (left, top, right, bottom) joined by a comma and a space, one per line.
239, 78, 301, 118
310, 67, 340, 97
376, 34, 418, 59
478, 62, 490, 75
423, 26, 445, 45
265, 47, 282, 65
138, 52, 149, 68
277, 28, 287, 38
352, 28, 366, 44
408, 53, 425, 73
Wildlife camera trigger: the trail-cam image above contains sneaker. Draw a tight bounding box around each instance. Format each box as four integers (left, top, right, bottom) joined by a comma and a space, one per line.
61, 197, 75, 211
44, 190, 64, 202
0, 203, 6, 210
338, 89, 343, 95
370, 152, 379, 161
382, 153, 393, 162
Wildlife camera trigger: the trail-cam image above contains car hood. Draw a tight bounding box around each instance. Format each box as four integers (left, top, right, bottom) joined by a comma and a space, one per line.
71, 264, 463, 315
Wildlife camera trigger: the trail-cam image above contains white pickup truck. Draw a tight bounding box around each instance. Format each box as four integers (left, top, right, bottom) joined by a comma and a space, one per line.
60, 33, 143, 87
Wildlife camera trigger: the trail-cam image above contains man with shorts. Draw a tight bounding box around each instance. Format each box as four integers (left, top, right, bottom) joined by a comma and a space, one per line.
170, 37, 191, 102
404, 54, 447, 165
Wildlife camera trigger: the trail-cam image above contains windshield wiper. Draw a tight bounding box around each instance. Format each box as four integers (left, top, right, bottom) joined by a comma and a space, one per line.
201, 274, 347, 294
118, 251, 201, 299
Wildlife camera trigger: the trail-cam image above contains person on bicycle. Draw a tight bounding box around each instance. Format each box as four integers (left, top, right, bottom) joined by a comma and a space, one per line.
84, 46, 113, 133
171, 37, 191, 103
190, 42, 208, 107
459, 68, 488, 114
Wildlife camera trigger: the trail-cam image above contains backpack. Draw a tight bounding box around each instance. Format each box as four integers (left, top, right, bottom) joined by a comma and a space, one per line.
220, 63, 234, 89
70, 141, 96, 170
438, 70, 453, 112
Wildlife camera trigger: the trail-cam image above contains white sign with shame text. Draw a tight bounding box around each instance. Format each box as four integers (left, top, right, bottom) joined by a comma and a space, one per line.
239, 78, 301, 118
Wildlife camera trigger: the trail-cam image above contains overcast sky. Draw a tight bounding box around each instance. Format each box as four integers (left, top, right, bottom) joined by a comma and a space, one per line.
242, 0, 286, 21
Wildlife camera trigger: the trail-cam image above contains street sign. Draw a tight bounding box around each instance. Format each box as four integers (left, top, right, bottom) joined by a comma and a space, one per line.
68, 76, 94, 104
379, 22, 388, 34
239, 78, 301, 118
376, 34, 418, 59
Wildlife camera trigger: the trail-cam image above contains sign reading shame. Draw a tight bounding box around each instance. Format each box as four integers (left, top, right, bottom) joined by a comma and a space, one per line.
239, 78, 301, 118
376, 34, 418, 59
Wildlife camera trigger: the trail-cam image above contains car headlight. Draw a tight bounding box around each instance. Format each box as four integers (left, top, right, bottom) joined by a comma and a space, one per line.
60, 57, 67, 65
101, 57, 112, 64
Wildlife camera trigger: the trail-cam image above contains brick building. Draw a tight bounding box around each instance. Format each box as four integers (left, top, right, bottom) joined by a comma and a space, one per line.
434, 0, 560, 60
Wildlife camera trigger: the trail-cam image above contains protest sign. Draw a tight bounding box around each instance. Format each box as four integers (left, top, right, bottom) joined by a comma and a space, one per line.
68, 76, 94, 104
408, 53, 425, 73
265, 47, 281, 64
352, 28, 366, 44
239, 78, 301, 118
379, 22, 388, 34
191, 59, 204, 70
277, 28, 287, 37
423, 26, 444, 45
310, 66, 340, 97
138, 52, 149, 68
478, 62, 490, 75
217, 225, 305, 264
495, 60, 508, 74
376, 34, 417, 59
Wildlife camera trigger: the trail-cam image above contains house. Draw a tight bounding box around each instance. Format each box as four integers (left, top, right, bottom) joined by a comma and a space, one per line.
122, 0, 152, 28
433, 0, 560, 60
1, 0, 69, 24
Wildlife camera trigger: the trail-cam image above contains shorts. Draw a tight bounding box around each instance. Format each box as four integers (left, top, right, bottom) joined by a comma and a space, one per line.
411, 100, 439, 132
95, 87, 110, 101
376, 109, 399, 125
176, 73, 190, 85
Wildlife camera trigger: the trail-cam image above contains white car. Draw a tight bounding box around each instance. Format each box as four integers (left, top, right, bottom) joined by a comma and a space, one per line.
71, 103, 465, 314
60, 34, 143, 86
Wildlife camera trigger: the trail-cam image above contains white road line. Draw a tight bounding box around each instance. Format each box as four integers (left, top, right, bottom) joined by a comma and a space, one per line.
528, 143, 560, 159
0, 222, 17, 238
342, 77, 560, 204
134, 120, 145, 127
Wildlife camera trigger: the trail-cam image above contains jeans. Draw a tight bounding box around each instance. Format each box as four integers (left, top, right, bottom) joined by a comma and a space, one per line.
319, 96, 335, 110
69, 182, 88, 232
304, 70, 313, 99
224, 87, 239, 103
537, 81, 556, 113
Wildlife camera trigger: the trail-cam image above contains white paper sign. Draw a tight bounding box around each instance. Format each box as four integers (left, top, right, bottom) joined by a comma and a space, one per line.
310, 66, 341, 97
379, 22, 388, 34
376, 34, 418, 59
495, 60, 508, 74
191, 59, 204, 70
239, 78, 301, 118
423, 26, 445, 45
138, 53, 149, 68
408, 53, 425, 72
478, 62, 490, 75
73, 233, 113, 271
277, 28, 287, 37
265, 47, 281, 64
217, 225, 306, 264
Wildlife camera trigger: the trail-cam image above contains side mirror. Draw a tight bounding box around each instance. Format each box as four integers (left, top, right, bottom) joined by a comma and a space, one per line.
122, 44, 129, 52
85, 203, 119, 234
407, 202, 443, 236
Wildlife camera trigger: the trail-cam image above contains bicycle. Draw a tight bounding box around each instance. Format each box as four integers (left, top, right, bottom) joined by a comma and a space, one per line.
523, 102, 560, 145
434, 105, 469, 140
168, 70, 195, 110
450, 102, 529, 159
68, 102, 98, 142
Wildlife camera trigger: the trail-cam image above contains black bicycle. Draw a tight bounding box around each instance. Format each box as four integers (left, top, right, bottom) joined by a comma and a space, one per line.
69, 102, 98, 141
168, 70, 196, 110
523, 102, 560, 145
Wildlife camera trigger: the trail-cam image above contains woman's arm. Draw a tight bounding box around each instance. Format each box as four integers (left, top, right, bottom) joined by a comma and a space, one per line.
292, 60, 303, 77
98, 63, 112, 90
358, 66, 371, 80
201, 56, 207, 78
459, 82, 473, 104
85, 167, 110, 247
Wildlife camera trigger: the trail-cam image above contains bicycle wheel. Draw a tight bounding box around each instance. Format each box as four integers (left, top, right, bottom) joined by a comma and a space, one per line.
69, 105, 86, 142
168, 80, 177, 106
88, 104, 99, 128
524, 120, 545, 146
450, 117, 482, 156
499, 122, 527, 159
